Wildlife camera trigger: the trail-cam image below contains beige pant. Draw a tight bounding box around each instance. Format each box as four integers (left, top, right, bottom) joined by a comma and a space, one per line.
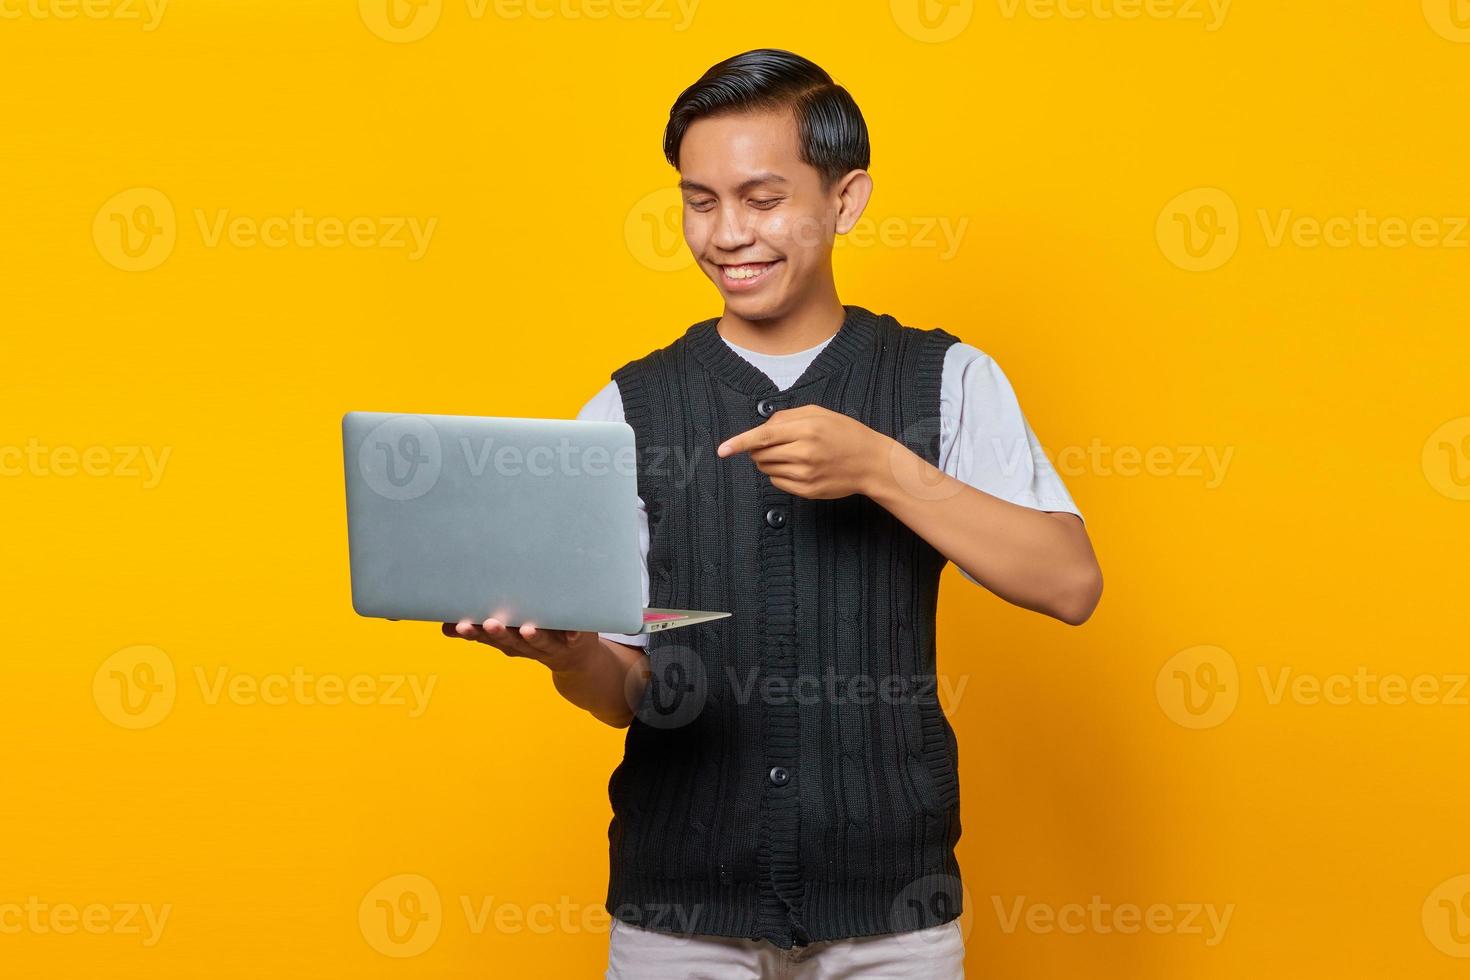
605, 917, 965, 979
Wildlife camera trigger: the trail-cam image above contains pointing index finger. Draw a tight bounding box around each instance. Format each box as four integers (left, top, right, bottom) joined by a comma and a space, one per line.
718, 420, 793, 458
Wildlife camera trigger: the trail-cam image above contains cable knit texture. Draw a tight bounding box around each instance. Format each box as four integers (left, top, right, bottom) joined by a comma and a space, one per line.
606, 305, 963, 949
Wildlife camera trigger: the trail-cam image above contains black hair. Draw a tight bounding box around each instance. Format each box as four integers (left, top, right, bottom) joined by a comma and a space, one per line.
663, 49, 870, 187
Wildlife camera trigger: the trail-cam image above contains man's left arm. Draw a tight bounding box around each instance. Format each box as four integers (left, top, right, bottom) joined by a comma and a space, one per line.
861, 439, 1102, 624
717, 405, 1103, 626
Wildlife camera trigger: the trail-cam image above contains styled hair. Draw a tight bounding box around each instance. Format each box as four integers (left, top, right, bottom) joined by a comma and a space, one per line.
663, 49, 870, 187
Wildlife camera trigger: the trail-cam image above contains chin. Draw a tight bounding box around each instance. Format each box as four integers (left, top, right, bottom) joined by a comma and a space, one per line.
722, 291, 788, 322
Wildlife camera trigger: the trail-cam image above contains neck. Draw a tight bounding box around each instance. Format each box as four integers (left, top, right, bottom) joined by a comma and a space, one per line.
716, 281, 846, 355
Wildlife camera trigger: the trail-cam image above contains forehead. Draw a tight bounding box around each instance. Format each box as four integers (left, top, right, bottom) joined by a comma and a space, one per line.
678, 109, 809, 185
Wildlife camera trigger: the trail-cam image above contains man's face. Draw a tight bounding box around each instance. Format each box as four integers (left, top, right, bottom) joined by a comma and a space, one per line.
677, 109, 846, 322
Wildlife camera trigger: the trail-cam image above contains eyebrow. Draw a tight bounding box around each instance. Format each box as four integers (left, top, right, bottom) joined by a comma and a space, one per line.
678, 172, 790, 195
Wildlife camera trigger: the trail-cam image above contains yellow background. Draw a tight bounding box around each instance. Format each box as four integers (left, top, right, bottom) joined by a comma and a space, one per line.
3, 0, 1469, 976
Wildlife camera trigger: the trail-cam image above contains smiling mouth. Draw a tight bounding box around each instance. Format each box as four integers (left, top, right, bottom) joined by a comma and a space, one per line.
718, 260, 780, 283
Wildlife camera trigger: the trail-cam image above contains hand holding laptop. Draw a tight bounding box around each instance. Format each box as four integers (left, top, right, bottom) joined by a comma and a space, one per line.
440, 617, 602, 670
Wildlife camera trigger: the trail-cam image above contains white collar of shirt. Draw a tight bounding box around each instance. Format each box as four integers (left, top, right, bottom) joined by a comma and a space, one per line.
721, 334, 836, 392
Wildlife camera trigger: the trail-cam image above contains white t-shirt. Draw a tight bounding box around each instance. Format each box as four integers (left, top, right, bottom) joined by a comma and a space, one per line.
577, 333, 1081, 647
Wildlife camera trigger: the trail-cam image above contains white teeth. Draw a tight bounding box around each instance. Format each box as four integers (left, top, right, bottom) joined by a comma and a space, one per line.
724, 263, 772, 281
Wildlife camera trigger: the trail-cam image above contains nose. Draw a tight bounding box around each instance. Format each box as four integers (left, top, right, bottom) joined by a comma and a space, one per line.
710, 200, 756, 253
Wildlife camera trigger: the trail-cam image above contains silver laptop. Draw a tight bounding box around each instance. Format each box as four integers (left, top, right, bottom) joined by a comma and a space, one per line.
342, 411, 730, 635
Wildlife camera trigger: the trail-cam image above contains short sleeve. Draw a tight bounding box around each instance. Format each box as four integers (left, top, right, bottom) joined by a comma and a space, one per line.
576, 381, 649, 649
937, 343, 1081, 585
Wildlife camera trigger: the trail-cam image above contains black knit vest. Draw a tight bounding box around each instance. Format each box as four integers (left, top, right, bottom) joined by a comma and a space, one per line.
605, 305, 963, 949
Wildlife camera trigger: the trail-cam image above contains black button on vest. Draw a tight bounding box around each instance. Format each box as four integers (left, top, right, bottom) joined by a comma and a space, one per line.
607, 306, 963, 949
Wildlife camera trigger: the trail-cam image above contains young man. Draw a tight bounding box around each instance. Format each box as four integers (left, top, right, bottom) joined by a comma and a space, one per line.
445, 49, 1102, 979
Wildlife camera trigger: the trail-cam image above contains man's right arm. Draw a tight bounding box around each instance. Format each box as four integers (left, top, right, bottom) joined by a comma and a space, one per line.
444, 619, 649, 729
548, 636, 650, 728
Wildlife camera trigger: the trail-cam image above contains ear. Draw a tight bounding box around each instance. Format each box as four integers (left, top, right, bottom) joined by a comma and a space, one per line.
831, 169, 873, 236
